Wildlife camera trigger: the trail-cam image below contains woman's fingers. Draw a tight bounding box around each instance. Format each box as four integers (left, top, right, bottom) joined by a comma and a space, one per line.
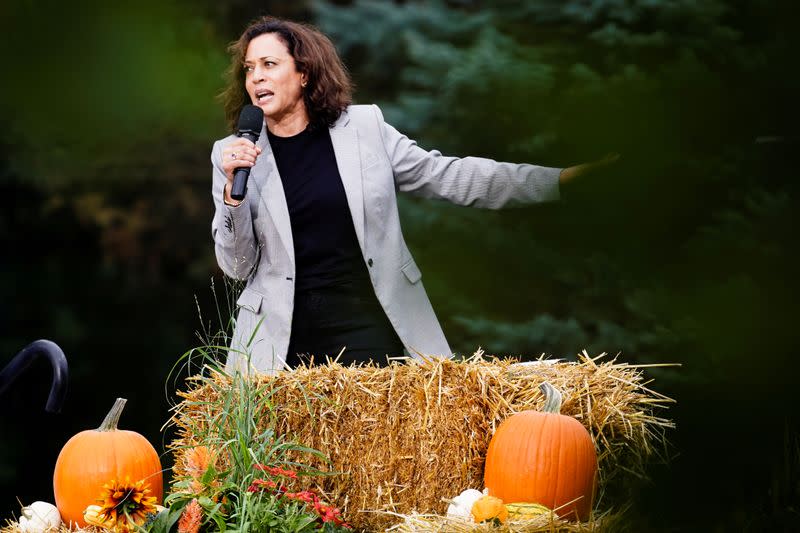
231, 147, 260, 162
559, 152, 622, 184
225, 141, 259, 163
582, 152, 621, 174
222, 140, 262, 179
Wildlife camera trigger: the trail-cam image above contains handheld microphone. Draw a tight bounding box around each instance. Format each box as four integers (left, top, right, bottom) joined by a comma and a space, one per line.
230, 105, 264, 201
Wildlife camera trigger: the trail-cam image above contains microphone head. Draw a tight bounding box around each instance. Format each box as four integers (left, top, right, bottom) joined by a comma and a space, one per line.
237, 105, 264, 136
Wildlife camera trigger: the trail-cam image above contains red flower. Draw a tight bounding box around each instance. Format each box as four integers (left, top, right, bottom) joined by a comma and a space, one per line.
284, 490, 318, 505
247, 478, 279, 493
318, 505, 349, 528
286, 490, 350, 528
250, 468, 353, 529
253, 464, 298, 479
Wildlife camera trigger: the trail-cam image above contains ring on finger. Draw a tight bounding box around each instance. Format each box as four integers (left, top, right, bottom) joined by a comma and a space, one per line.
231, 152, 237, 160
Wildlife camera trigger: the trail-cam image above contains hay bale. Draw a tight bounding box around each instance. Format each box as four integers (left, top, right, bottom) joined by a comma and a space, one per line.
168, 351, 674, 531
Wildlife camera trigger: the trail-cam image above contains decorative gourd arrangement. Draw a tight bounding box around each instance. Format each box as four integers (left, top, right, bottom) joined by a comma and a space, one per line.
483, 382, 598, 521
52, 398, 163, 527
445, 488, 552, 525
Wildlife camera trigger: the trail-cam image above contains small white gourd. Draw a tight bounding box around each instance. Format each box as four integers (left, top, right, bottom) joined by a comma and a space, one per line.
445, 488, 484, 520
18, 501, 62, 533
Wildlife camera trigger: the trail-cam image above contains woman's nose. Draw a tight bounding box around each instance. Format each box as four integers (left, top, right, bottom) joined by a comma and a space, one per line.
253, 66, 266, 82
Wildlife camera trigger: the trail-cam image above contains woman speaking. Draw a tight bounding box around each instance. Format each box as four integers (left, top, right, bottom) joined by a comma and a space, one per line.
212, 16, 613, 374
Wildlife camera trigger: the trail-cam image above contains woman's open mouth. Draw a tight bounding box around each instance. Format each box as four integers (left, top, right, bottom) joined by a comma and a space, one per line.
255, 89, 274, 103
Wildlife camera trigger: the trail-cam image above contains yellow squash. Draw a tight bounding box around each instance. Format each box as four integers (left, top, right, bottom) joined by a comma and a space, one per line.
505, 502, 552, 520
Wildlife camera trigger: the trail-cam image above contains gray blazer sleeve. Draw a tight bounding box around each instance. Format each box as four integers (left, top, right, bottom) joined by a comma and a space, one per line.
210, 138, 260, 280
373, 105, 561, 208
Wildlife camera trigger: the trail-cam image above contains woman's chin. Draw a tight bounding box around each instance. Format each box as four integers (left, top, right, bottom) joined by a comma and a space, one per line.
247, 98, 271, 115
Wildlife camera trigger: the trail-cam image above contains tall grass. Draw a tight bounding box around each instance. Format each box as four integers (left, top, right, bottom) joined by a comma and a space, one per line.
151, 278, 349, 532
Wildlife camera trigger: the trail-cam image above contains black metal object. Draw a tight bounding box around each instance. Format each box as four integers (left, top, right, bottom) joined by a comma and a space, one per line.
0, 339, 69, 413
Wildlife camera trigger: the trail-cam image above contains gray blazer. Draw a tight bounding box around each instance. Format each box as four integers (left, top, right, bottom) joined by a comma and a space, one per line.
211, 105, 561, 374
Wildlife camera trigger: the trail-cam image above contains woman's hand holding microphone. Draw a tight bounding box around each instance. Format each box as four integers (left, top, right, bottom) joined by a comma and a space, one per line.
222, 140, 262, 207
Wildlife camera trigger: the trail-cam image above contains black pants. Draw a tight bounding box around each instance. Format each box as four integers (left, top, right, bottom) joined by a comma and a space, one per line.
285, 281, 405, 368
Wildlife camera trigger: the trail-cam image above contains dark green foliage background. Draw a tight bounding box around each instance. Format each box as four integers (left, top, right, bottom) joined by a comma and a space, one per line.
1, 1, 797, 530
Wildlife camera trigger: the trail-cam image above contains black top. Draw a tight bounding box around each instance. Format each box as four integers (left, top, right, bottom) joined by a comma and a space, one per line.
268, 125, 372, 293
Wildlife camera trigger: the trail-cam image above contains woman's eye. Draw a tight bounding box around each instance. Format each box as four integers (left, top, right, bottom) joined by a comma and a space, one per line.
243, 65, 254, 73
264, 61, 276, 67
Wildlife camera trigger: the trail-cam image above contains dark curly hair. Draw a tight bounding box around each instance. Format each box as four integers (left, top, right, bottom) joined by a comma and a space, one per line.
219, 16, 353, 133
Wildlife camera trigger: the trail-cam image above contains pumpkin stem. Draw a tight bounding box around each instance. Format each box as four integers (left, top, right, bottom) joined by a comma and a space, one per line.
98, 398, 127, 431
539, 382, 563, 414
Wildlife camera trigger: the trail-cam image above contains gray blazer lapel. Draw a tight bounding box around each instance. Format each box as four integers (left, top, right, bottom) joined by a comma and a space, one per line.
329, 113, 366, 252
252, 126, 295, 266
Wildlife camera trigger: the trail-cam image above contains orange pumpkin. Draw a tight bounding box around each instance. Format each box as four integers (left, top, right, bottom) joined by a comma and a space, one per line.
53, 398, 163, 527
483, 382, 597, 521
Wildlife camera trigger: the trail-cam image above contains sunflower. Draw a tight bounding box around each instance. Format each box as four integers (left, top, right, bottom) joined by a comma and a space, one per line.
95, 477, 159, 531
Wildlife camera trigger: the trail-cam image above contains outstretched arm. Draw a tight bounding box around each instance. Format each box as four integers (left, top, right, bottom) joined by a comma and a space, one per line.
372, 105, 618, 208
374, 105, 560, 208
